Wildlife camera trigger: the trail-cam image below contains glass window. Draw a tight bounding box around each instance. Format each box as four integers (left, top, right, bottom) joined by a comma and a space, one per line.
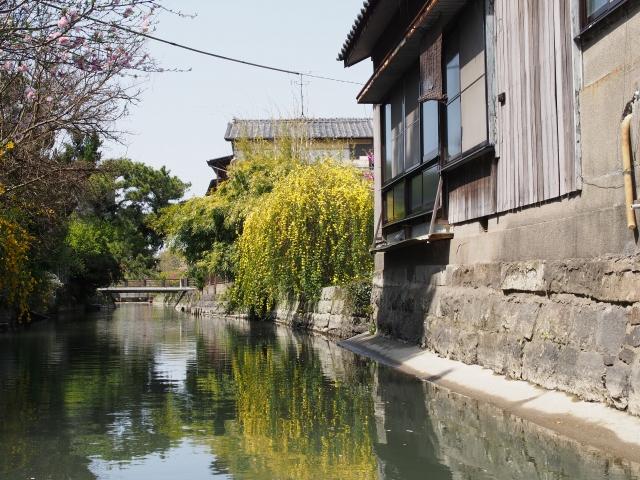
422, 165, 440, 212
384, 190, 394, 222
586, 0, 610, 18
421, 101, 439, 162
445, 50, 460, 99
446, 97, 462, 158
410, 174, 423, 212
381, 66, 424, 183
390, 86, 404, 178
443, 0, 487, 163
393, 183, 405, 221
383, 104, 392, 181
405, 66, 421, 170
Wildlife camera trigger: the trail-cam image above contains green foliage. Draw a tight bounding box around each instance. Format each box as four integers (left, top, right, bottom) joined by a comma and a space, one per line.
343, 279, 374, 319
233, 160, 373, 315
77, 158, 190, 279
0, 213, 35, 317
156, 137, 301, 283
63, 214, 121, 301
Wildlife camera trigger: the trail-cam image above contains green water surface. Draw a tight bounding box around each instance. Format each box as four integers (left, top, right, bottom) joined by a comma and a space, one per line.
0, 304, 637, 479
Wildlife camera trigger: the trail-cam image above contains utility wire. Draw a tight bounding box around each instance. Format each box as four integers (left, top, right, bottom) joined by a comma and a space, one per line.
41, 1, 363, 86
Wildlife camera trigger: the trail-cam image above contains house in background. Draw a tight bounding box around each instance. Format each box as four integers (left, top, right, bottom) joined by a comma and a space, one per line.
206, 154, 233, 194
207, 117, 373, 193
339, 0, 640, 415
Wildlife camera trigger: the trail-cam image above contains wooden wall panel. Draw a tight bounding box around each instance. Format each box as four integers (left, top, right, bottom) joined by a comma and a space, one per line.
495, 0, 578, 212
448, 156, 496, 224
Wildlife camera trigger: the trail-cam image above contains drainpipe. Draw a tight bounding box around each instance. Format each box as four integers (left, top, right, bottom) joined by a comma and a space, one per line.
622, 91, 639, 230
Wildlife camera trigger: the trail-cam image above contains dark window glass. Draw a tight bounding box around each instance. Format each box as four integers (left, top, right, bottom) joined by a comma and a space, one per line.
393, 183, 405, 221
421, 101, 439, 162
410, 174, 422, 212
385, 189, 394, 222
405, 67, 421, 170
384, 104, 392, 181
422, 165, 440, 212
390, 86, 404, 177
586, 0, 610, 18
447, 97, 462, 158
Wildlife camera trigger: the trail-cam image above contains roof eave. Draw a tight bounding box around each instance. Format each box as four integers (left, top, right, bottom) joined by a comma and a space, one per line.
338, 0, 400, 68
355, 0, 468, 104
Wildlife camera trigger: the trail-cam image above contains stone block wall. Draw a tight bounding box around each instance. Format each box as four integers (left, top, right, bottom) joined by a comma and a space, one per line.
274, 286, 372, 339
173, 285, 372, 340
373, 254, 640, 416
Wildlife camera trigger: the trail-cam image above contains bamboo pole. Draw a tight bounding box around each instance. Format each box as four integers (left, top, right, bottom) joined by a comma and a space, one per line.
621, 114, 636, 230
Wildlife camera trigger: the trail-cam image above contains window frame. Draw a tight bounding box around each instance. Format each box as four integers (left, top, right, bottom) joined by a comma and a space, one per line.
578, 0, 633, 39
582, 0, 629, 25
381, 93, 442, 227
379, 0, 491, 232
441, 0, 490, 168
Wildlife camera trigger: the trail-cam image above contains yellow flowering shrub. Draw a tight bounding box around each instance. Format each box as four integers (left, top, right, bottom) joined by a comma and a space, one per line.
233, 160, 373, 314
0, 215, 35, 317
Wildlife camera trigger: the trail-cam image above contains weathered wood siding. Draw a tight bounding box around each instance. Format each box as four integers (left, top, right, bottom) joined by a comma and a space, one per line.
495, 0, 578, 212
447, 156, 496, 224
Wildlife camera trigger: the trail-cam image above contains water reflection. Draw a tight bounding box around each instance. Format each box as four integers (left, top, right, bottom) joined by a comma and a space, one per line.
0, 305, 637, 479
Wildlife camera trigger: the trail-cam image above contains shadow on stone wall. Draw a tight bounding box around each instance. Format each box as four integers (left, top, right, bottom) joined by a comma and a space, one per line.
373, 243, 450, 344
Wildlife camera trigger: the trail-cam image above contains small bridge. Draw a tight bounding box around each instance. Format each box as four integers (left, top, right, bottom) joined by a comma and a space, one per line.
98, 278, 197, 303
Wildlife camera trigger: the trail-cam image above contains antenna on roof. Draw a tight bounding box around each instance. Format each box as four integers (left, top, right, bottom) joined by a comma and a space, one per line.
296, 74, 310, 117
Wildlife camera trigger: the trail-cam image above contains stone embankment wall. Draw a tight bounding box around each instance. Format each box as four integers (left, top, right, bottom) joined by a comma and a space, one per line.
373, 254, 640, 416
171, 284, 371, 340
274, 286, 371, 339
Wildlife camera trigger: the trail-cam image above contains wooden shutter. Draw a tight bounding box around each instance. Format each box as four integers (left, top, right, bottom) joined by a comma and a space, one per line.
419, 34, 444, 102
495, 0, 578, 212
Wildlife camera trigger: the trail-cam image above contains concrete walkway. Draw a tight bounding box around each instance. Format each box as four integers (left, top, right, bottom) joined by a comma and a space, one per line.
340, 333, 640, 464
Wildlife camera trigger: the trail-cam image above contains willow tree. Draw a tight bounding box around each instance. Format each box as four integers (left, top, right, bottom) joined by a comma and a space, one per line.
233, 161, 373, 315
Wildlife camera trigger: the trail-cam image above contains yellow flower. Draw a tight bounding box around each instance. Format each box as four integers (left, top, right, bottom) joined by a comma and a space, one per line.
6, 140, 14, 150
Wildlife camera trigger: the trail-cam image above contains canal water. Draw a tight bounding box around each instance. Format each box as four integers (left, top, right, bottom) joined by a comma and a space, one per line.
0, 305, 638, 480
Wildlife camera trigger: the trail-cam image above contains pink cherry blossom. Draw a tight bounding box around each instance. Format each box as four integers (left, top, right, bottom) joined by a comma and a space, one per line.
123, 7, 134, 17
25, 87, 37, 101
58, 36, 71, 46
18, 63, 28, 73
45, 96, 54, 103
57, 16, 70, 29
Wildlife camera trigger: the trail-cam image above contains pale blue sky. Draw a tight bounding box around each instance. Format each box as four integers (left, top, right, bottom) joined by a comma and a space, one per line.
104, 0, 373, 196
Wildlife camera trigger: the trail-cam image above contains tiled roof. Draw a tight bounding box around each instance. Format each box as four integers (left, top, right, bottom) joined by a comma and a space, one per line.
224, 118, 373, 141
337, 0, 380, 63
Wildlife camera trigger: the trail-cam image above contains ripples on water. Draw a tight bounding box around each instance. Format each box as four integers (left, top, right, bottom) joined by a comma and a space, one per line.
0, 304, 638, 479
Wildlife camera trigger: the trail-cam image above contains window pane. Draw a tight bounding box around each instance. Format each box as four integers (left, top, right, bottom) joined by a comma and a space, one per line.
384, 104, 392, 181
390, 86, 404, 177
445, 48, 460, 99
392, 133, 404, 176
410, 174, 423, 212
447, 97, 462, 158
422, 101, 439, 161
587, 0, 609, 17
385, 190, 394, 222
461, 78, 487, 151
422, 165, 440, 212
405, 119, 421, 170
404, 66, 421, 170
393, 183, 405, 221
459, 0, 485, 91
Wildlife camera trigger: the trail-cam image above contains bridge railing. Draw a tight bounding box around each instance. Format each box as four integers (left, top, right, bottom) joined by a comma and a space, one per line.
114, 278, 197, 288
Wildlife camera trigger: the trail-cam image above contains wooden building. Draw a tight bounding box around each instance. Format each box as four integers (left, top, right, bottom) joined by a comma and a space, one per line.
339, 0, 592, 246
339, 1, 640, 413
206, 117, 374, 194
